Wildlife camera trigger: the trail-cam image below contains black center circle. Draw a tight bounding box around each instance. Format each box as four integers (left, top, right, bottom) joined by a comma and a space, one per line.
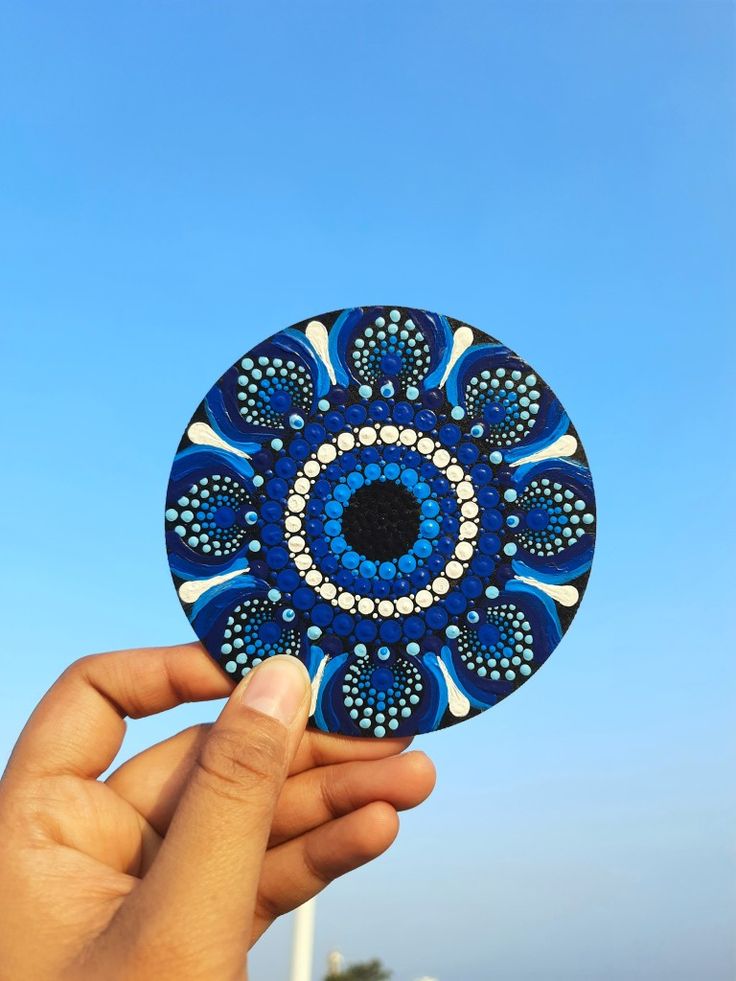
341, 481, 421, 562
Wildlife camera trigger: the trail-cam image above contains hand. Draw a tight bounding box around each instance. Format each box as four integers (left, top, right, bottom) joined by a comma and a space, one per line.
0, 644, 435, 979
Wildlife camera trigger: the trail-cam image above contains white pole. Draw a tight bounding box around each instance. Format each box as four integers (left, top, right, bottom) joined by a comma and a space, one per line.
288, 898, 316, 981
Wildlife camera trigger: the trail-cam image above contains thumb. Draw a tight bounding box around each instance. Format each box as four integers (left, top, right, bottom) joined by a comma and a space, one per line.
117, 654, 311, 977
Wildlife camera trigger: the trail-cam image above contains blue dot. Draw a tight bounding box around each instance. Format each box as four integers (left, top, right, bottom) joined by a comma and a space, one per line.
259, 622, 281, 644
526, 508, 549, 530
269, 389, 292, 412
478, 624, 499, 646
484, 402, 506, 423
381, 353, 402, 375
379, 561, 396, 580
293, 587, 315, 610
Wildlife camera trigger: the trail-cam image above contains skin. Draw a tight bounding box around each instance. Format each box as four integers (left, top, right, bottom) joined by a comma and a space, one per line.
0, 643, 435, 980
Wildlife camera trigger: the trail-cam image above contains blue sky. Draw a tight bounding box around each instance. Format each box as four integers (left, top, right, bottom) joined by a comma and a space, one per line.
1, 2, 734, 979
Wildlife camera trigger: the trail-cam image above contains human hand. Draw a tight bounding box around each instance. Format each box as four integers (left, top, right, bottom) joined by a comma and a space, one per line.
0, 644, 435, 979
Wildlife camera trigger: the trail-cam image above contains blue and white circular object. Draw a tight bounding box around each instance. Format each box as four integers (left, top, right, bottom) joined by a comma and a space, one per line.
165, 307, 596, 736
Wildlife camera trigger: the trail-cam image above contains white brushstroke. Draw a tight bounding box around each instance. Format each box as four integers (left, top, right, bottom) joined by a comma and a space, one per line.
515, 575, 579, 607
509, 433, 578, 468
178, 567, 248, 604
306, 320, 337, 385
436, 654, 470, 717
437, 325, 473, 389
309, 654, 330, 716
187, 421, 251, 459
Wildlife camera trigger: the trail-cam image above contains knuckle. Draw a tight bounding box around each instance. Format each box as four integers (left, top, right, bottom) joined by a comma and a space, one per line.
195, 722, 287, 803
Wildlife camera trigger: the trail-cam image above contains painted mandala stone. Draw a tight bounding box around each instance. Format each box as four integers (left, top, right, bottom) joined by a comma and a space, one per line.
165, 307, 596, 736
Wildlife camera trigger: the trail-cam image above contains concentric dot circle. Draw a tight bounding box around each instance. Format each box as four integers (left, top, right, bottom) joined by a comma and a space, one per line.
284, 423, 478, 616
165, 305, 596, 738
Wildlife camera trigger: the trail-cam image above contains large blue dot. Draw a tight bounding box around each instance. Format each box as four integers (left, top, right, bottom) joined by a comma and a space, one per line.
526, 507, 550, 531
371, 667, 394, 691
214, 505, 235, 528
269, 389, 292, 412
258, 621, 281, 644
484, 402, 507, 424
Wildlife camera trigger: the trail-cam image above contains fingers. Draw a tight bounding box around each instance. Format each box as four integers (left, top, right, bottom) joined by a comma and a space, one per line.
108, 655, 311, 978
5, 643, 230, 782
269, 750, 436, 846
254, 801, 400, 940
106, 724, 414, 837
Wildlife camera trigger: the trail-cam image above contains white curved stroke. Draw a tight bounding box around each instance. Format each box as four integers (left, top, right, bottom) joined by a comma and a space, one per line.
437, 325, 474, 389
436, 654, 471, 718
187, 421, 251, 459
306, 320, 337, 385
309, 653, 330, 716
178, 566, 249, 604
515, 575, 579, 607
509, 433, 578, 468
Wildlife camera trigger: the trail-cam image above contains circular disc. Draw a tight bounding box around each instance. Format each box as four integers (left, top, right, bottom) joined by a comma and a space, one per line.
165, 307, 596, 736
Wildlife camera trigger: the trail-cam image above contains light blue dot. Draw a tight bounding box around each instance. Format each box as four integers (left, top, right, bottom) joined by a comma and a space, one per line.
503, 542, 517, 556
165, 508, 178, 521
252, 475, 264, 487
374, 725, 386, 738
187, 535, 199, 547
271, 438, 283, 451
406, 642, 420, 656
225, 660, 237, 673
583, 513, 594, 525
406, 386, 420, 400
381, 383, 394, 398
267, 588, 282, 602
485, 585, 499, 599
318, 398, 330, 412
506, 515, 520, 528
248, 540, 261, 552
358, 384, 372, 399
289, 413, 304, 430
471, 424, 484, 438
359, 718, 372, 729
307, 626, 322, 640
282, 608, 295, 622
504, 488, 518, 502
377, 646, 390, 660
490, 451, 503, 464
181, 510, 194, 522
451, 406, 465, 420
467, 610, 479, 623
354, 643, 367, 656
389, 309, 401, 322
245, 511, 258, 525
446, 625, 460, 639
221, 643, 233, 655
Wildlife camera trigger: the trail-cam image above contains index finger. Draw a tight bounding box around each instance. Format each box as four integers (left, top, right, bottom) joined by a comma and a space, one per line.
4, 643, 231, 782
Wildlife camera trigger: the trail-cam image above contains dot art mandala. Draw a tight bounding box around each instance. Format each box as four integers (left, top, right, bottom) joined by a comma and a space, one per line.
165, 307, 596, 736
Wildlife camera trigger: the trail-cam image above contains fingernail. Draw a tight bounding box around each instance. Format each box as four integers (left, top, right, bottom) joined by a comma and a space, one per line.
241, 655, 310, 726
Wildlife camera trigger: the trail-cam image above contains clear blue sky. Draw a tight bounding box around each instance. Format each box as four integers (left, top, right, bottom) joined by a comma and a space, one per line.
1, 2, 734, 979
